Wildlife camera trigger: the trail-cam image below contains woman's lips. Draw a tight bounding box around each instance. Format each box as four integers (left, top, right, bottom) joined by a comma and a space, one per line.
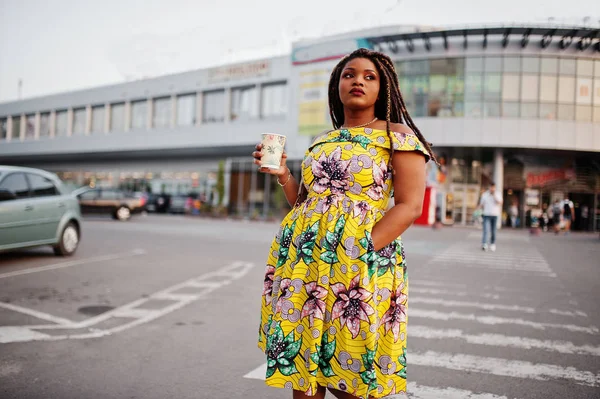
350, 89, 365, 95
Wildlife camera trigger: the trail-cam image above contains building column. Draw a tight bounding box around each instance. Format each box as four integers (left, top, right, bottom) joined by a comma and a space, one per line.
493, 149, 504, 229
67, 108, 74, 137
6, 116, 13, 142
170, 95, 177, 128
225, 88, 232, 123
85, 105, 92, 135
20, 114, 25, 141
104, 103, 111, 133
34, 112, 41, 140
196, 92, 203, 126
146, 98, 153, 129
124, 101, 131, 132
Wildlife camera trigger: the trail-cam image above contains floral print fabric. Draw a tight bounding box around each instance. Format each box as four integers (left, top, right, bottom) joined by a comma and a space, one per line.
258, 127, 430, 398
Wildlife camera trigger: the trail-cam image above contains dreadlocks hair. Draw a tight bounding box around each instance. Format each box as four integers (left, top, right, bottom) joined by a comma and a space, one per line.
327, 48, 437, 166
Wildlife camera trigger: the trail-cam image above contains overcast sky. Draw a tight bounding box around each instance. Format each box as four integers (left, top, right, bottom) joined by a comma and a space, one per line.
0, 0, 598, 102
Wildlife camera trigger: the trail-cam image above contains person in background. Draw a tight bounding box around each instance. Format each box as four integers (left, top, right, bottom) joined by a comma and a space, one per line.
478, 182, 502, 251
562, 196, 575, 235
580, 204, 589, 231
552, 199, 563, 235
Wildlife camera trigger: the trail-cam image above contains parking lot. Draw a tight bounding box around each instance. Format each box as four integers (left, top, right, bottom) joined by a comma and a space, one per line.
1, 215, 599, 399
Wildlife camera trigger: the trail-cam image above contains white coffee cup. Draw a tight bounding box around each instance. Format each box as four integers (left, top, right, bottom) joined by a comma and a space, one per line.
260, 133, 287, 170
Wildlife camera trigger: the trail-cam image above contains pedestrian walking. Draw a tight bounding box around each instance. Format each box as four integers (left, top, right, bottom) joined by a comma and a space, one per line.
478, 183, 502, 251
551, 199, 562, 235
253, 48, 433, 398
561, 196, 575, 234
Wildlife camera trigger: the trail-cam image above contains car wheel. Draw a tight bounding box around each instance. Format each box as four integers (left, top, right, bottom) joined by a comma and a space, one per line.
115, 206, 131, 221
53, 222, 79, 256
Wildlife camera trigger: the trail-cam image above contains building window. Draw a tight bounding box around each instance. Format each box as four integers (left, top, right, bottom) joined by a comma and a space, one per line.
502, 102, 519, 117
202, 90, 225, 123
521, 75, 539, 102
521, 103, 538, 118
176, 94, 196, 126
0, 118, 7, 140
594, 79, 600, 105
131, 100, 147, 130
465, 101, 482, 117
110, 103, 125, 132
576, 59, 594, 77
72, 107, 86, 135
55, 110, 67, 137
465, 74, 483, 100
231, 85, 258, 121
522, 57, 540, 74
575, 105, 592, 122
558, 77, 575, 103
558, 104, 575, 120
502, 74, 520, 101
40, 112, 50, 138
540, 103, 557, 120
559, 59, 576, 76
484, 57, 503, 73
153, 97, 171, 128
541, 58, 559, 74
261, 82, 287, 118
91, 105, 105, 134
465, 57, 484, 73
593, 107, 600, 123
576, 78, 592, 105
483, 102, 501, 117
25, 114, 35, 140
483, 74, 501, 101
595, 60, 600, 77
540, 76, 558, 103
503, 57, 521, 73
12, 116, 21, 139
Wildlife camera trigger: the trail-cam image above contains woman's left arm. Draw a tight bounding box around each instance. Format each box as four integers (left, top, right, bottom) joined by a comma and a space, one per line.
370, 151, 427, 251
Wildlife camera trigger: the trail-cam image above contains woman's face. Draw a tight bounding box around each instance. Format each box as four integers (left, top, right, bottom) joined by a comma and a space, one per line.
338, 57, 380, 111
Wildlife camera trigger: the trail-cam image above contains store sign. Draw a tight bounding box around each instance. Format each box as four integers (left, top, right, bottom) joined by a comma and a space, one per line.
208, 61, 270, 83
526, 169, 575, 187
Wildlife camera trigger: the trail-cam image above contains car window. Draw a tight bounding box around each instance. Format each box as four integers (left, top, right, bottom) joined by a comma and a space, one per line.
79, 190, 99, 200
0, 173, 29, 199
101, 190, 123, 200
27, 173, 60, 197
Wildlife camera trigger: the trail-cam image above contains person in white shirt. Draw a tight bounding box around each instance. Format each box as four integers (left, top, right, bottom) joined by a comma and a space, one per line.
478, 182, 503, 251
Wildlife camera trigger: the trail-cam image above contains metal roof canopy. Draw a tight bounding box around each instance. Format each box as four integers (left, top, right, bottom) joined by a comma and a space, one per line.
367, 26, 600, 52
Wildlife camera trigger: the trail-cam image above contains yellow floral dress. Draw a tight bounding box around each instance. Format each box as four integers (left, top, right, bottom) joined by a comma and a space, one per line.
258, 127, 430, 398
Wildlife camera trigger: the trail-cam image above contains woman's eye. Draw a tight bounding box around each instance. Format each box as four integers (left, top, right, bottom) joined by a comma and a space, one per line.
366, 75, 375, 80
343, 73, 353, 78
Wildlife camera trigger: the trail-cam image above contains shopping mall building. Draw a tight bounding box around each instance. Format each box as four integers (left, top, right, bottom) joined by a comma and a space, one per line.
1, 24, 599, 230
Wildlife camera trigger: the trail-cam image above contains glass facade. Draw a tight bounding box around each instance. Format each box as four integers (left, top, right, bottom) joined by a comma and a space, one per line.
0, 118, 6, 140
25, 114, 35, 140
72, 107, 86, 135
393, 55, 598, 122
153, 97, 171, 128
55, 110, 68, 137
261, 82, 287, 118
231, 85, 258, 121
12, 116, 21, 139
110, 103, 125, 132
91, 105, 105, 134
203, 90, 225, 123
176, 94, 196, 126
39, 112, 50, 138
131, 100, 147, 130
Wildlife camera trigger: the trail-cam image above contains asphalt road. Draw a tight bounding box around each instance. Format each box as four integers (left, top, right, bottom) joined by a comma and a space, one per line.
0, 214, 599, 399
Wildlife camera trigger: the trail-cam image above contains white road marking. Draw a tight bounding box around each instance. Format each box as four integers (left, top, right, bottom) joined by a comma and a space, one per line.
409, 297, 537, 313
410, 287, 501, 300
550, 309, 588, 317
468, 232, 530, 242
0, 249, 147, 279
409, 308, 599, 335
409, 325, 600, 356
0, 261, 255, 343
410, 350, 600, 387
244, 363, 521, 398
406, 382, 516, 399
0, 327, 52, 344
0, 302, 75, 325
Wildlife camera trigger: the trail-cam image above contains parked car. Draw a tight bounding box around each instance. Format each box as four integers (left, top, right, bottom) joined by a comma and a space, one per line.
145, 193, 170, 213
168, 194, 188, 214
72, 187, 145, 221
0, 166, 82, 256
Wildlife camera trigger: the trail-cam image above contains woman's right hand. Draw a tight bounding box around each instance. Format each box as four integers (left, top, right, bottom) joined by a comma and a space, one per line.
253, 143, 288, 177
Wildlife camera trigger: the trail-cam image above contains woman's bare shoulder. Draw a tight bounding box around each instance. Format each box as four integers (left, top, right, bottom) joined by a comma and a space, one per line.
388, 122, 414, 135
